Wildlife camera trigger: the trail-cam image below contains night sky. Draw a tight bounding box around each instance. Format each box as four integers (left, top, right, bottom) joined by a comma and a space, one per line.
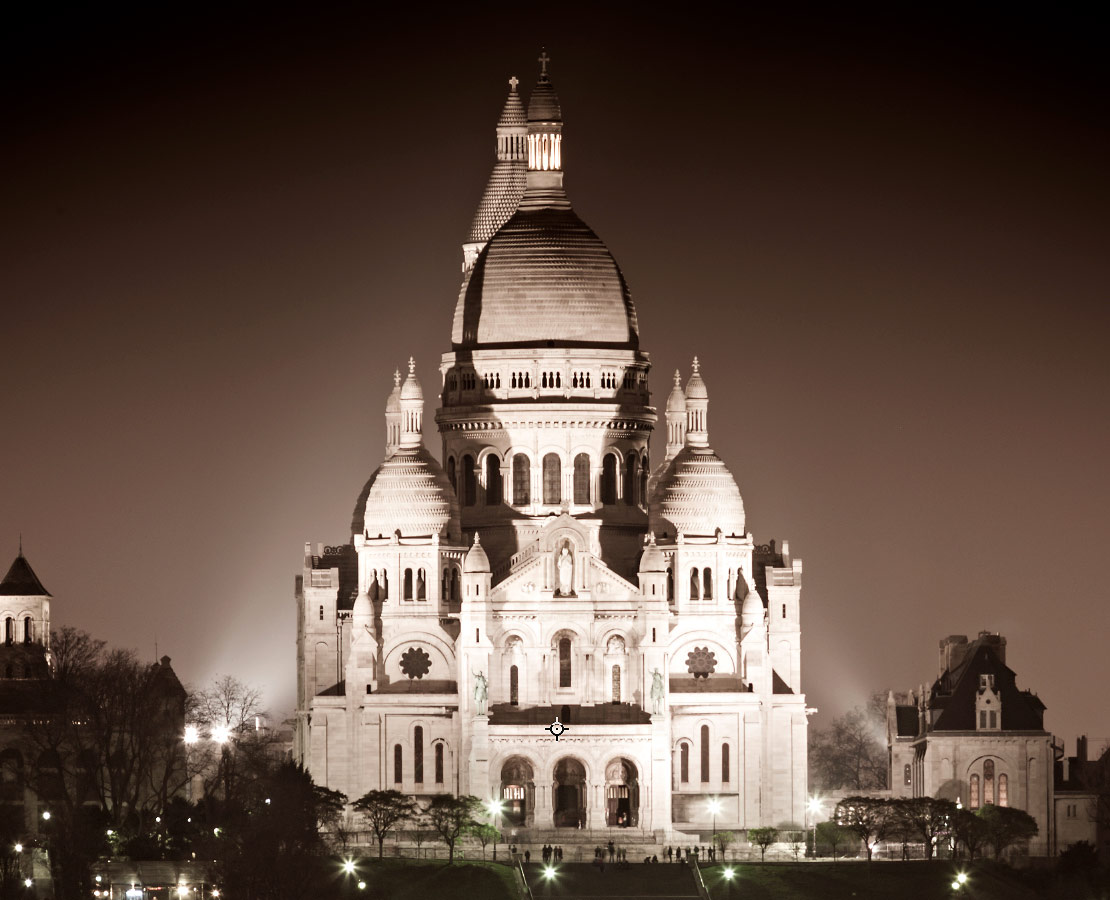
3, 5, 1107, 752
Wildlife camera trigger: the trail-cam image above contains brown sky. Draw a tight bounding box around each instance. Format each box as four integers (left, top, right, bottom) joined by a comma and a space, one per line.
2, 4, 1107, 752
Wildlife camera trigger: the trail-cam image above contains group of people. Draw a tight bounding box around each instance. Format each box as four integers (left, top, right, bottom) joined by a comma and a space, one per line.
592, 841, 632, 870
542, 844, 563, 863
664, 845, 717, 863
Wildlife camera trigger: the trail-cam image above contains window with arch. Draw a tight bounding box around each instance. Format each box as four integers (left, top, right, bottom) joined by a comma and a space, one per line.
462, 455, 476, 506
702, 567, 713, 600
485, 455, 502, 505
623, 452, 638, 505
690, 568, 701, 601
404, 569, 414, 601
667, 567, 674, 601
447, 457, 456, 493
512, 454, 531, 506
510, 665, 519, 706
23, 617, 32, 643
969, 773, 980, 809
984, 759, 995, 805
543, 453, 561, 505
680, 743, 689, 783
442, 568, 450, 602
601, 454, 617, 504
558, 637, 572, 688
639, 457, 648, 506
435, 742, 444, 784
722, 743, 730, 783
998, 773, 1008, 806
3, 619, 11, 645
573, 453, 590, 504
416, 568, 426, 601
414, 727, 424, 783
611, 664, 621, 704
394, 745, 403, 784
700, 725, 710, 782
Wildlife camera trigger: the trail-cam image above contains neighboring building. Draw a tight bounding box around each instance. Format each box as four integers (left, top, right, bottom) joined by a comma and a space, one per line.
886, 632, 1056, 855
1053, 735, 1103, 857
294, 58, 809, 837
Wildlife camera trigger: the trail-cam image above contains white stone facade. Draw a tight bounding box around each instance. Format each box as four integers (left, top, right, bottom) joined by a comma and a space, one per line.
294, 62, 808, 838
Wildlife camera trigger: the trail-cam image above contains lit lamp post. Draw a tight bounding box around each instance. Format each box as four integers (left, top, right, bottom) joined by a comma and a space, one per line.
487, 800, 504, 859
707, 798, 721, 858
807, 797, 821, 859
722, 866, 734, 900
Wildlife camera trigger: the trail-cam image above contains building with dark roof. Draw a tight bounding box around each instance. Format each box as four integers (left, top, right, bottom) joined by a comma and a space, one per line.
886, 631, 1069, 856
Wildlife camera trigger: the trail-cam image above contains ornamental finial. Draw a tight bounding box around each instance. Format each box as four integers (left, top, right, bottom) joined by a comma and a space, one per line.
473, 532, 481, 546
692, 356, 700, 374
673, 369, 682, 387
393, 369, 401, 388
408, 356, 416, 375
538, 50, 550, 77
509, 75, 519, 91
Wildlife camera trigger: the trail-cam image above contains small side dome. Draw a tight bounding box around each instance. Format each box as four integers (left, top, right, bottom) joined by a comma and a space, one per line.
356, 446, 461, 541
352, 590, 372, 619
463, 533, 491, 573
399, 357, 423, 402
665, 370, 686, 413
639, 536, 666, 574
741, 590, 764, 620
649, 445, 746, 538
685, 356, 708, 400
385, 369, 402, 413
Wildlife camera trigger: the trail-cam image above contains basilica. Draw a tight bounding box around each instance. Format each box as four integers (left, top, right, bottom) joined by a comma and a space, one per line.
294, 58, 808, 837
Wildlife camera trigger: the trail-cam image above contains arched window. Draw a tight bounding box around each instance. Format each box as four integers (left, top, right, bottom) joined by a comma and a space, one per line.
394, 745, 403, 784
667, 567, 674, 601
3, 619, 11, 645
680, 743, 689, 783
573, 453, 590, 504
722, 744, 730, 782
702, 567, 713, 600
435, 743, 444, 784
510, 665, 519, 706
690, 568, 700, 601
442, 569, 449, 602
700, 725, 710, 782
601, 454, 617, 504
23, 617, 32, 643
543, 453, 561, 505
558, 637, 572, 688
447, 457, 456, 493
414, 727, 424, 783
969, 773, 980, 809
403, 569, 413, 601
640, 458, 648, 507
512, 454, 531, 506
984, 759, 995, 805
485, 455, 502, 505
416, 569, 426, 601
998, 773, 1008, 806
624, 452, 638, 505
611, 664, 621, 704
462, 455, 476, 506
451, 569, 460, 602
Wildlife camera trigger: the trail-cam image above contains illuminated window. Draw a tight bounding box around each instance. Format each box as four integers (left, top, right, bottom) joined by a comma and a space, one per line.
512, 454, 531, 506
573, 453, 590, 504
394, 745, 402, 784
601, 455, 618, 504
559, 637, 571, 688
700, 725, 710, 782
680, 743, 689, 783
969, 773, 980, 809
998, 773, 1008, 806
485, 455, 502, 505
414, 727, 424, 783
984, 759, 995, 805
462, 455, 476, 506
543, 454, 561, 505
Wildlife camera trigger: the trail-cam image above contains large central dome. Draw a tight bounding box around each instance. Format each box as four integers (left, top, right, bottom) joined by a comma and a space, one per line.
452, 205, 639, 348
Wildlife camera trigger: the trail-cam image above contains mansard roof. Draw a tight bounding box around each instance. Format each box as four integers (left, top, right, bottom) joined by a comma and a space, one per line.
0, 554, 49, 597
928, 639, 1046, 732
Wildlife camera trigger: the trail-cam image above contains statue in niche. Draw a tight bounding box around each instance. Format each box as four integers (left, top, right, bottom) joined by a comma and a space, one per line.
473, 670, 488, 716
555, 541, 575, 597
650, 668, 665, 715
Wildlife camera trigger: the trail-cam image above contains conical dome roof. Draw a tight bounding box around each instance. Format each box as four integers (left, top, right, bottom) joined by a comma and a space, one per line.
353, 446, 461, 540
638, 536, 666, 574
650, 446, 746, 538
463, 533, 491, 573
0, 554, 49, 596
665, 370, 686, 412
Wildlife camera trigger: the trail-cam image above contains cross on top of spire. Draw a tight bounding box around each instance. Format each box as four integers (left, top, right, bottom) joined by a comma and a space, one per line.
538, 50, 551, 76
509, 76, 519, 90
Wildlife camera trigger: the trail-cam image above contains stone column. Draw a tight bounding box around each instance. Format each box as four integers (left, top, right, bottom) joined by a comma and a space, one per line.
650, 714, 672, 831
535, 782, 553, 829
468, 715, 490, 800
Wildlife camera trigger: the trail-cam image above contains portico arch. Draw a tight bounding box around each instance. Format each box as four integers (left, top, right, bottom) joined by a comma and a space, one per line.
552, 756, 587, 828
605, 757, 639, 827
500, 756, 535, 827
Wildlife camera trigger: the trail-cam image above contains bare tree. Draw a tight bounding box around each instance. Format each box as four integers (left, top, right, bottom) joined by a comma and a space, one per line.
810, 708, 888, 791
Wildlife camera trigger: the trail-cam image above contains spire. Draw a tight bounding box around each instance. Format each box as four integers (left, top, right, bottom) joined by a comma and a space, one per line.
665, 369, 687, 460
685, 357, 709, 448
0, 552, 49, 597
384, 367, 403, 456
399, 357, 425, 449
524, 50, 565, 200
496, 75, 527, 160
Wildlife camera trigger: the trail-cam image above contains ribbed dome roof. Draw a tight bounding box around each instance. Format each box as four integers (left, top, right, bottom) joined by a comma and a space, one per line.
650, 446, 746, 538
499, 82, 526, 127
467, 160, 526, 244
353, 446, 461, 540
686, 362, 708, 400
527, 77, 561, 122
452, 205, 639, 347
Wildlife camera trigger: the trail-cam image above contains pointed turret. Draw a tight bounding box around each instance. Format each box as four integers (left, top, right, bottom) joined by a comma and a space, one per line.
684, 357, 709, 447
0, 552, 50, 597
399, 357, 424, 449
521, 51, 568, 209
385, 368, 402, 456
664, 369, 687, 460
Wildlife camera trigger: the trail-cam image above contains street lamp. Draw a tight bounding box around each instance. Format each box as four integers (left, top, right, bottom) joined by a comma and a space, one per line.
487, 800, 504, 859
706, 798, 721, 856
807, 797, 822, 858
722, 866, 735, 900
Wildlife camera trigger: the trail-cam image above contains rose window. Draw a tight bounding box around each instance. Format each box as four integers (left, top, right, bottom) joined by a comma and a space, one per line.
685, 647, 717, 679
400, 646, 432, 680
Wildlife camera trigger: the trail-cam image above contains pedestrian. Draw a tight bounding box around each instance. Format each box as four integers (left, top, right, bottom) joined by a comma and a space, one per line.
608, 840, 615, 862
525, 849, 531, 863
668, 846, 673, 861
557, 846, 563, 862
652, 855, 658, 864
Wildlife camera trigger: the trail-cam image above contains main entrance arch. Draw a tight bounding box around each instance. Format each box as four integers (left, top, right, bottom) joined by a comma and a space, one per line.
552, 757, 587, 828
500, 756, 535, 827
605, 757, 639, 827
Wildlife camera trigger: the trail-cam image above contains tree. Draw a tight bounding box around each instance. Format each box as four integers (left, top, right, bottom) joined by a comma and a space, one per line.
189, 675, 272, 805
977, 804, 1037, 859
835, 797, 893, 861
815, 821, 851, 860
952, 808, 989, 859
0, 805, 25, 900
747, 827, 778, 862
425, 794, 483, 863
891, 797, 956, 860
467, 823, 501, 859
809, 708, 887, 791
352, 790, 417, 858
780, 825, 804, 860
713, 830, 736, 862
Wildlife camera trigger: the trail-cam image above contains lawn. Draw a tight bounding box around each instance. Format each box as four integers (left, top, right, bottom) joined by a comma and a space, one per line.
699, 860, 1105, 900
343, 858, 518, 900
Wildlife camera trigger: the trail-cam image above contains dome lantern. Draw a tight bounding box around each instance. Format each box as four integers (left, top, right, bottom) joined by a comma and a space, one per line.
385, 368, 402, 455
685, 357, 709, 448
665, 369, 687, 460
527, 51, 563, 175
399, 357, 424, 449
